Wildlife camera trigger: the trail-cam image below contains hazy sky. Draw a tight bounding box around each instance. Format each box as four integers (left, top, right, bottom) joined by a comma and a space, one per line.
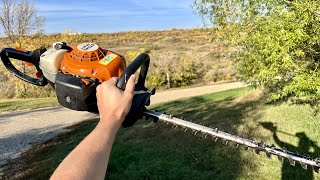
35, 0, 203, 34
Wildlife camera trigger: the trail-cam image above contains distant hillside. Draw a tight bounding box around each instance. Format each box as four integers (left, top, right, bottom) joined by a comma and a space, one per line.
0, 28, 236, 98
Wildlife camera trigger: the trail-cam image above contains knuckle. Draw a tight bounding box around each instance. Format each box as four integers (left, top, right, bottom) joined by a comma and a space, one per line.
110, 77, 118, 82
125, 92, 134, 99
96, 85, 101, 91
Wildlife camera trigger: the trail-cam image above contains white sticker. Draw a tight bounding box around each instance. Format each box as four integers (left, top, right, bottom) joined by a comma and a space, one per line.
77, 43, 99, 52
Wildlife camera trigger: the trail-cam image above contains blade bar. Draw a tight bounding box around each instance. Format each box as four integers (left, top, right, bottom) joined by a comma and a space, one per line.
143, 110, 320, 171
144, 110, 258, 147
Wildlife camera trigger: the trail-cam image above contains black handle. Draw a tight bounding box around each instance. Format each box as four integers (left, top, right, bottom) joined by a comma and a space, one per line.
0, 47, 48, 86
116, 53, 150, 91
116, 53, 153, 128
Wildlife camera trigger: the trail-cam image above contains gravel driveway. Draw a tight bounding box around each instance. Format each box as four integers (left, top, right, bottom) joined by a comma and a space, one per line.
0, 82, 245, 167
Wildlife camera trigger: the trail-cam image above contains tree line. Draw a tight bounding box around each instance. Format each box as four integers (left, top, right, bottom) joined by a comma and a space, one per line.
194, 0, 320, 106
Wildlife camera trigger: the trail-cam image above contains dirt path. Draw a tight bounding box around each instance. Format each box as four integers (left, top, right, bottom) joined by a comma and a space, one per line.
0, 82, 246, 167
150, 82, 245, 104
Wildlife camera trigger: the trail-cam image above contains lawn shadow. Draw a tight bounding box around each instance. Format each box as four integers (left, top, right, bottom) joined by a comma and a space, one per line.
106, 90, 266, 179
154, 93, 264, 137
260, 122, 320, 180
1, 88, 268, 179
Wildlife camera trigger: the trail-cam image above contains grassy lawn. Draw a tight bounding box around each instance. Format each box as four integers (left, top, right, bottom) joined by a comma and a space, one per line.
1, 87, 320, 179
0, 97, 58, 113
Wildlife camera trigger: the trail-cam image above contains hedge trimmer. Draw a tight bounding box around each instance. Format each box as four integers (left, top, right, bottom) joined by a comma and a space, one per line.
1, 42, 319, 173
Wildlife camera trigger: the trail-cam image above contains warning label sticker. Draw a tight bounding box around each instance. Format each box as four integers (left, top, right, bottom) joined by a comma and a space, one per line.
99, 53, 118, 65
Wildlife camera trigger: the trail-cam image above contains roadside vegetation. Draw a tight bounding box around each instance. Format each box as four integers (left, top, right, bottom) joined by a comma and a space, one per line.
0, 28, 235, 99
194, 0, 320, 107
2, 87, 319, 179
0, 97, 57, 113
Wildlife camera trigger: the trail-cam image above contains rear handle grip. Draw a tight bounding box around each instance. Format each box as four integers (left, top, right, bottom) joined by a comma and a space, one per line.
0, 47, 48, 86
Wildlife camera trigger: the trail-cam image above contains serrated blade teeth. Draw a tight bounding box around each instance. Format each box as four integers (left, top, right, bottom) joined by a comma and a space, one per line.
266, 152, 272, 158
300, 163, 307, 170
289, 159, 296, 166
255, 149, 261, 155
144, 110, 320, 173
153, 118, 158, 123
224, 140, 229, 145
278, 155, 284, 162
212, 136, 218, 142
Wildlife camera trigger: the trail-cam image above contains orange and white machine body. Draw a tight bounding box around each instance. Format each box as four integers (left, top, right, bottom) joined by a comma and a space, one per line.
39, 42, 126, 84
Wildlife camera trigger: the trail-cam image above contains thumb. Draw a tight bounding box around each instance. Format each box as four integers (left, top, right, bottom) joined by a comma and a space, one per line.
124, 75, 136, 95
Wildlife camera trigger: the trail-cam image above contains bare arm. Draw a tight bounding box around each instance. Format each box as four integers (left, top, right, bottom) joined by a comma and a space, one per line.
51, 75, 136, 180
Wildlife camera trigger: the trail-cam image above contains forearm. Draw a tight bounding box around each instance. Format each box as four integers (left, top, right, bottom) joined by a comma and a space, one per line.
51, 117, 121, 180
51, 75, 135, 179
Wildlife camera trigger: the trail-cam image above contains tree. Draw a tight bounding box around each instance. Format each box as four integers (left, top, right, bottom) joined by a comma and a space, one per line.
0, 0, 45, 97
0, 0, 44, 46
194, 0, 320, 105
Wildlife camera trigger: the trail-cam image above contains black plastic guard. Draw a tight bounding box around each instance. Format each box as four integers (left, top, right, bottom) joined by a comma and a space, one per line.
55, 72, 98, 112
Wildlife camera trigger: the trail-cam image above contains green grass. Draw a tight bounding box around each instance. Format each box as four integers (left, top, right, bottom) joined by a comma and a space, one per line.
1, 87, 320, 179
0, 97, 58, 112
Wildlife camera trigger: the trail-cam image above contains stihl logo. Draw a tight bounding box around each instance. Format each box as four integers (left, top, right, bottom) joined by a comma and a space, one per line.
80, 43, 95, 51
77, 43, 99, 52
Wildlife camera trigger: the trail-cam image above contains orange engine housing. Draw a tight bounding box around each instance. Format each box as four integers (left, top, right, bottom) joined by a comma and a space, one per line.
60, 43, 126, 82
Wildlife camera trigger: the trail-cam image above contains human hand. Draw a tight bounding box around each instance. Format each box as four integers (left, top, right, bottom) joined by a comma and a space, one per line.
96, 75, 136, 130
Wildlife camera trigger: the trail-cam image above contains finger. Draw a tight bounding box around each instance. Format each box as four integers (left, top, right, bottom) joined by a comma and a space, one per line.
96, 84, 101, 94
124, 75, 136, 95
106, 77, 118, 86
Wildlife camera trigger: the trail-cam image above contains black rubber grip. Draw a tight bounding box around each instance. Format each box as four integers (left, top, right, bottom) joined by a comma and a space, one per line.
116, 53, 150, 91
0, 48, 48, 86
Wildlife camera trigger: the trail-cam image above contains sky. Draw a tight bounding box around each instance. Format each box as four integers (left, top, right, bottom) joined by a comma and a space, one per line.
34, 0, 204, 34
